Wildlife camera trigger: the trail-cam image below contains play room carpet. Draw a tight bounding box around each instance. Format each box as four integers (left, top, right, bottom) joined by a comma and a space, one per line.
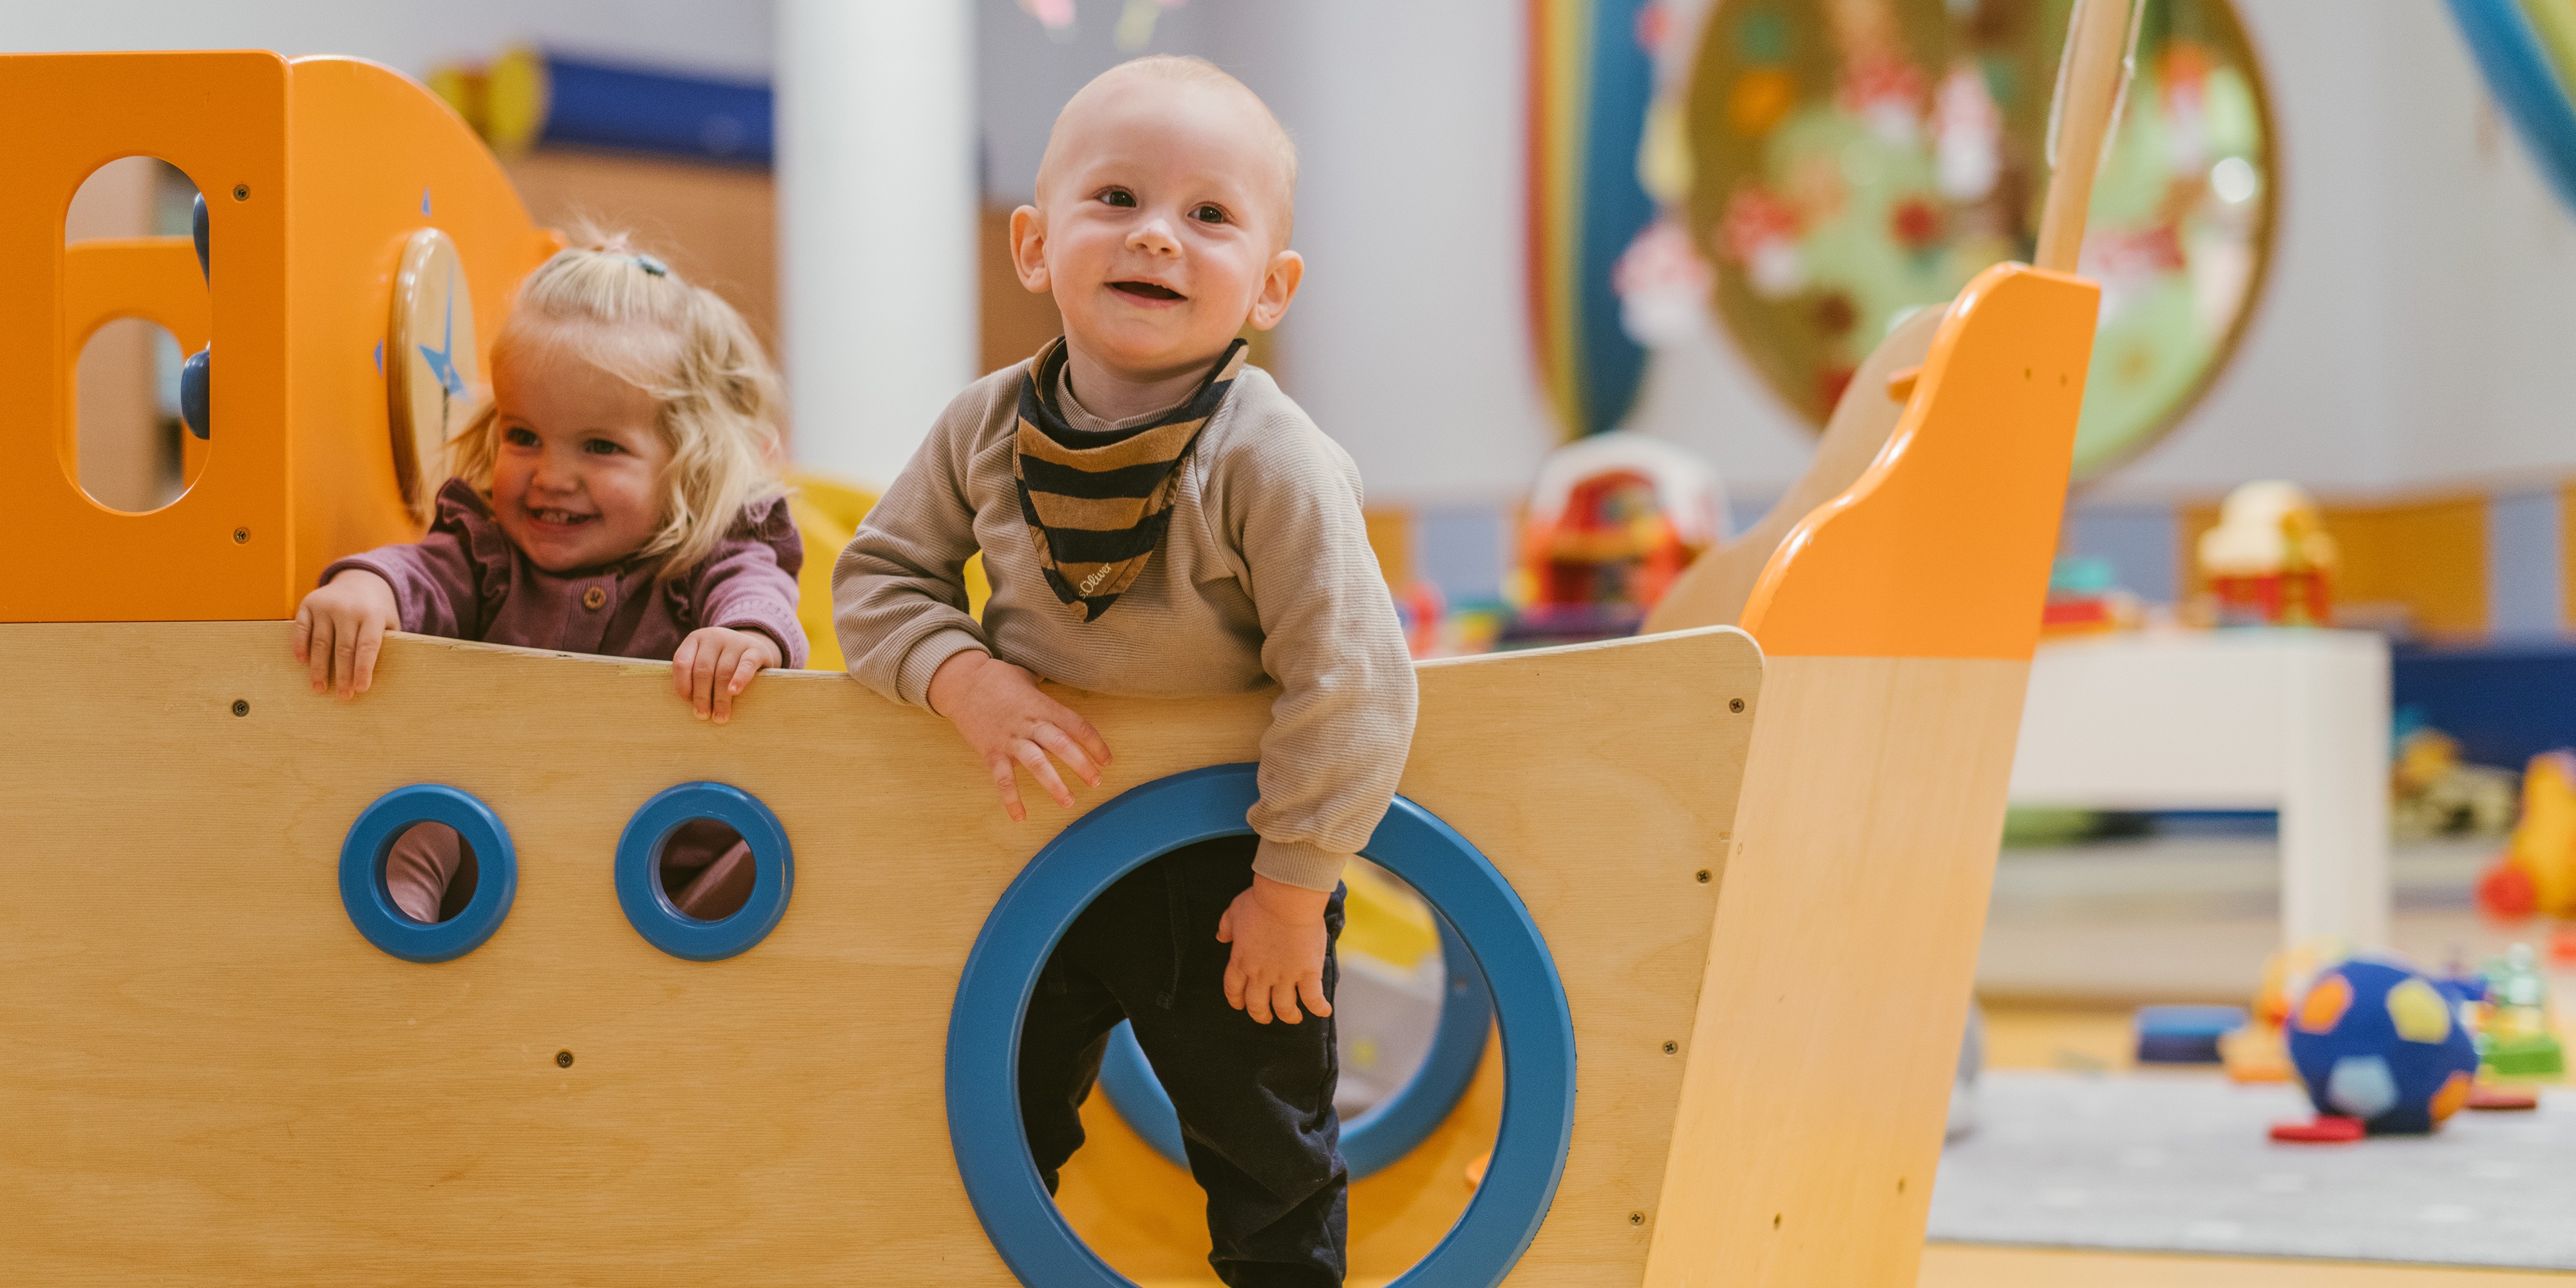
1927, 1072, 2576, 1271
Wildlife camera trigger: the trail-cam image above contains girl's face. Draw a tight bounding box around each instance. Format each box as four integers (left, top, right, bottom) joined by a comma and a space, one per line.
487, 330, 672, 574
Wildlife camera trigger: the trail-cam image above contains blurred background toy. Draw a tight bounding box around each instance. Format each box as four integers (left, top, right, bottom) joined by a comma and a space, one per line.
2481, 750, 2576, 921
2476, 942, 2566, 1081
2283, 956, 2480, 1135
2222, 935, 2350, 1084
1503, 431, 1724, 645
2196, 480, 2337, 627
2040, 555, 2142, 639
2134, 1004, 2246, 1065
2389, 719, 2517, 842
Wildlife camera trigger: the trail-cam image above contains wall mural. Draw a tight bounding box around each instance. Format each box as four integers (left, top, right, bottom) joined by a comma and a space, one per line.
1682, 0, 2275, 481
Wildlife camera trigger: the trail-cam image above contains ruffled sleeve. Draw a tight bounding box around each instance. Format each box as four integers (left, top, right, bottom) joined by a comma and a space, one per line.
319, 480, 512, 639
687, 494, 810, 667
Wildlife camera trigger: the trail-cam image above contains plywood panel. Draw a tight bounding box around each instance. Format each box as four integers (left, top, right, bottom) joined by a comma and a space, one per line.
0, 620, 1756, 1287
1645, 654, 2032, 1288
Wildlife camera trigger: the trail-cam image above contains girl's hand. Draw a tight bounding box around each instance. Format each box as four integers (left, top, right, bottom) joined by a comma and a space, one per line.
1217, 875, 1334, 1025
292, 569, 401, 699
927, 650, 1112, 821
673, 627, 784, 723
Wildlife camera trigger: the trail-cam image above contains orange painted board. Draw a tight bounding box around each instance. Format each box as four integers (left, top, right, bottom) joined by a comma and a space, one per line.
0, 51, 294, 621
2328, 495, 2488, 638
1739, 264, 2100, 661
282, 54, 552, 596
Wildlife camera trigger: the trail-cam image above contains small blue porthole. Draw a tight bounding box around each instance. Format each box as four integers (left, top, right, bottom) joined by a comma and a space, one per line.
946, 764, 1575, 1288
1095, 901, 1494, 1179
339, 784, 518, 963
614, 782, 793, 961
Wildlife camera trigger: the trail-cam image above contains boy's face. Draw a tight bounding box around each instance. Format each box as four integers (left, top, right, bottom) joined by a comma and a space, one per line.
1014, 77, 1302, 382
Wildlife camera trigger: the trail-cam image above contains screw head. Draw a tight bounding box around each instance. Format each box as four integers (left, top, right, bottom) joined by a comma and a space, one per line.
231, 184, 250, 202
232, 527, 249, 544
1662, 1040, 1679, 1056
1628, 1211, 1645, 1226
1694, 869, 1712, 884
230, 699, 249, 717
1729, 697, 1746, 714
556, 1050, 575, 1068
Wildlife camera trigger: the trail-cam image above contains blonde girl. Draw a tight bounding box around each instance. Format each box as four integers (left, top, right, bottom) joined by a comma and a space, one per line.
292, 235, 805, 923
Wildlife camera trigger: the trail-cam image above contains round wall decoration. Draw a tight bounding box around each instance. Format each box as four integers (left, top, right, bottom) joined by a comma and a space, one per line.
1687, 0, 2276, 480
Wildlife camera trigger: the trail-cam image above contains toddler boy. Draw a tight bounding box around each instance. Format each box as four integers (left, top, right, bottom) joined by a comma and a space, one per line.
834, 56, 1416, 1288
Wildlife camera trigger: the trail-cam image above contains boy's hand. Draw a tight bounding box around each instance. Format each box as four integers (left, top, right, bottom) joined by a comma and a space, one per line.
292, 569, 401, 699
927, 650, 1112, 821
673, 627, 784, 724
1217, 875, 1334, 1025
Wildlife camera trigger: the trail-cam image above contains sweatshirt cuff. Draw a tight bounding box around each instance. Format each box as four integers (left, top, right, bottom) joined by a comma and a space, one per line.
896, 628, 991, 710
1253, 838, 1349, 893
713, 608, 810, 670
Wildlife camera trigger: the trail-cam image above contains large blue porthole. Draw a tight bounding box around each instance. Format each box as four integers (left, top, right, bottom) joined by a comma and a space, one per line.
339, 783, 518, 963
614, 781, 794, 961
1095, 900, 1493, 1180
945, 763, 1575, 1288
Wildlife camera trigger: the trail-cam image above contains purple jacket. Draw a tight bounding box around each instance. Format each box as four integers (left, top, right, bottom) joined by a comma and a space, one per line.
324, 478, 808, 667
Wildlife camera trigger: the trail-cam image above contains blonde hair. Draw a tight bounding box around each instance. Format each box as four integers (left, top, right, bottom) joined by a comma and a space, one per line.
449, 231, 784, 580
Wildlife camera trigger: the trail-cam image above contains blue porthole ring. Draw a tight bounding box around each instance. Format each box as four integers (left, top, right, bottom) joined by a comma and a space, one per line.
614, 781, 794, 961
946, 763, 1575, 1288
339, 783, 518, 963
1096, 901, 1494, 1179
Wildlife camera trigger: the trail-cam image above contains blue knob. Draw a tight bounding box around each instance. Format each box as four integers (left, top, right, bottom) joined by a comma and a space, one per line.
191, 193, 208, 282
180, 346, 210, 440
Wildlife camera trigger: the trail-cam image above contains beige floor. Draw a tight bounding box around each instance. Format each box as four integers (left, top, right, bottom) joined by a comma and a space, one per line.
1137, 1250, 2575, 1287
1918, 1245, 2576, 1285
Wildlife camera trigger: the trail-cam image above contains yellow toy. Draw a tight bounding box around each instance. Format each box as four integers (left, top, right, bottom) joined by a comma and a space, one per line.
1, 3, 2133, 1281
2486, 749, 2576, 919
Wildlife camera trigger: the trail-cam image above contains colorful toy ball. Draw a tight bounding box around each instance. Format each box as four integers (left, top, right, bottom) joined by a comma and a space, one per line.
2286, 957, 2480, 1135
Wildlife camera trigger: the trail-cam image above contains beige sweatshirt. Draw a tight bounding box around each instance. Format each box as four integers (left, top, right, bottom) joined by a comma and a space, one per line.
832, 358, 1418, 891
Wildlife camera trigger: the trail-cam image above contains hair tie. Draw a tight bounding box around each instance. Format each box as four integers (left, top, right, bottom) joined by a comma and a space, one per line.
634, 254, 669, 278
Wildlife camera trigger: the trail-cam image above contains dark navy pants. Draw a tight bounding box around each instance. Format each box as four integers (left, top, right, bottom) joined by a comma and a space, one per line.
1019, 835, 1348, 1287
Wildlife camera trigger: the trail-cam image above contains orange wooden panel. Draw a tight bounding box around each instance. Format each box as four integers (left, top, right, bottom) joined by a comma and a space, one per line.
2176, 498, 2224, 603
0, 51, 292, 621
283, 55, 554, 596
2563, 483, 2576, 633
2325, 495, 2488, 639
63, 238, 211, 353
64, 236, 215, 493
1739, 264, 2100, 661
1365, 509, 1416, 590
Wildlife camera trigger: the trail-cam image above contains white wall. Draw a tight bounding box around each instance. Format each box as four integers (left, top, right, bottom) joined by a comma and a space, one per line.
975, 0, 1560, 507
1213, 1, 1560, 506
0, 1, 772, 79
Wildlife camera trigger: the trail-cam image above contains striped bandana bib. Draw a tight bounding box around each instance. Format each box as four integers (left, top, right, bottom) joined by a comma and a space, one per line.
1015, 337, 1249, 622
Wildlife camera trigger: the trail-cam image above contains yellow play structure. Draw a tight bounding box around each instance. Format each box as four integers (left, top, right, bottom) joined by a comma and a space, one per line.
1, 5, 2130, 1283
